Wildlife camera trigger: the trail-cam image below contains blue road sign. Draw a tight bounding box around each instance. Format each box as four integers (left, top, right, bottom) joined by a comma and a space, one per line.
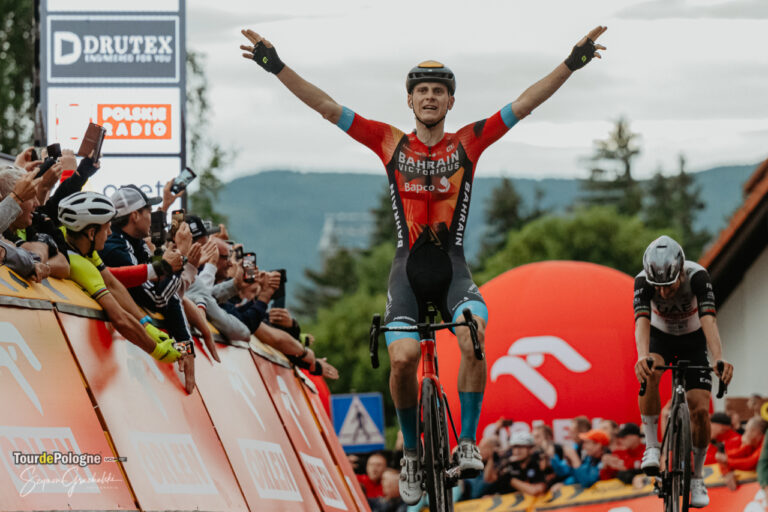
331, 392, 385, 453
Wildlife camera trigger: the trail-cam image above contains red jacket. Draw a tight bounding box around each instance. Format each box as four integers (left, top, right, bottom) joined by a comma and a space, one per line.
356, 474, 383, 498
705, 429, 741, 464
599, 445, 644, 480
720, 435, 765, 472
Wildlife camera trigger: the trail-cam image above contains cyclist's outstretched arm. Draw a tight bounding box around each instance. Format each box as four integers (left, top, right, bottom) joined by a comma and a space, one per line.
634, 317, 654, 383
510, 25, 606, 120
700, 315, 733, 384
240, 29, 343, 124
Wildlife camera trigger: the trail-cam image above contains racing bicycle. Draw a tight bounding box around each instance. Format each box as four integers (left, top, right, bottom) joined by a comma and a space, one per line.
639, 359, 727, 512
370, 304, 483, 512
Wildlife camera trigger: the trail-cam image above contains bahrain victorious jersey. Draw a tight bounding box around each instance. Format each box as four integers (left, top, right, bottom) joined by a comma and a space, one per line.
336, 104, 519, 256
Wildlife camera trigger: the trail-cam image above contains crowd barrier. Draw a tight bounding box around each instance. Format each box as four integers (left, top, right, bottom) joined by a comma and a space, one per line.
456, 465, 761, 511
0, 265, 369, 512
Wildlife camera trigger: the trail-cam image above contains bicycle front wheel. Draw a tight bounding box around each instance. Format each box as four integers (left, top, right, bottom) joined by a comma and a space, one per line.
666, 405, 692, 512
421, 378, 453, 512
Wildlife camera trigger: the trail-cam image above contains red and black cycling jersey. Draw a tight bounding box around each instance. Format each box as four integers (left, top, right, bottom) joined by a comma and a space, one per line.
336, 104, 519, 253
633, 261, 717, 335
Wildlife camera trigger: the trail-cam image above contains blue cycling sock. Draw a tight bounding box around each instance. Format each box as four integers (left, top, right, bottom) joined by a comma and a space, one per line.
459, 391, 483, 442
396, 407, 419, 451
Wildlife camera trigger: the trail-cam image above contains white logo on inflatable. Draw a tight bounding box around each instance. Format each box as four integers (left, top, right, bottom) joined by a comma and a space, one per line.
490, 336, 591, 409
0, 322, 43, 414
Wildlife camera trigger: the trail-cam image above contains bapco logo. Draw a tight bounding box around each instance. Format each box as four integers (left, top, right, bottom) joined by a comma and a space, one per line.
490, 336, 591, 409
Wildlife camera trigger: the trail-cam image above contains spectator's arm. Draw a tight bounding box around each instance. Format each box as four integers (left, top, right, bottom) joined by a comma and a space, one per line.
96, 292, 156, 353
0, 239, 38, 277
100, 267, 152, 320
254, 322, 308, 360
213, 278, 239, 303
509, 479, 547, 496
197, 296, 252, 341
41, 157, 98, 221
483, 459, 499, 483
46, 252, 69, 279
725, 442, 763, 471
549, 454, 574, 478
108, 264, 152, 288
572, 460, 601, 488
182, 296, 219, 362
0, 196, 22, 233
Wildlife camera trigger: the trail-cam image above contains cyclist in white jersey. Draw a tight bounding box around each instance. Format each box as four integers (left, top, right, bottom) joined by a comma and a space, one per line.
633, 235, 734, 508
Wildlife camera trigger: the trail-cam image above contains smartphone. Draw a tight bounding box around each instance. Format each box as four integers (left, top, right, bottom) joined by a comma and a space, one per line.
234, 246, 244, 261
202, 219, 221, 235
77, 123, 107, 160
150, 210, 167, 249
46, 143, 62, 160
272, 268, 287, 308
170, 167, 197, 194
243, 252, 257, 283
169, 208, 185, 238
30, 148, 39, 161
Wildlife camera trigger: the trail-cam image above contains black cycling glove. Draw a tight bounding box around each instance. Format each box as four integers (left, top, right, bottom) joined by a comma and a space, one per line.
252, 42, 285, 74
564, 38, 596, 71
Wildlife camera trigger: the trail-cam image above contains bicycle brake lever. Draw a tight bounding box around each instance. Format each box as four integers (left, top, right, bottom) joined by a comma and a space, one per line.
462, 308, 484, 361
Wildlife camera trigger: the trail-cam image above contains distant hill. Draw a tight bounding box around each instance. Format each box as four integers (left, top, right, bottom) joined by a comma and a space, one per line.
217, 164, 758, 302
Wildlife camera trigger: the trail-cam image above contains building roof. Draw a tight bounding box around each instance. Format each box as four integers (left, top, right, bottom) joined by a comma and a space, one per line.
699, 158, 768, 306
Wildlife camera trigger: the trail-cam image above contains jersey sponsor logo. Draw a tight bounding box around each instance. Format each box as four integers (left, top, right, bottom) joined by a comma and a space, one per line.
389, 183, 404, 248
397, 149, 461, 178
454, 182, 471, 246
490, 336, 591, 409
402, 176, 451, 194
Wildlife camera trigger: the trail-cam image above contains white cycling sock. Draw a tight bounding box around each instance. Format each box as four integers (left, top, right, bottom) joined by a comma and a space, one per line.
693, 446, 707, 478
641, 415, 660, 448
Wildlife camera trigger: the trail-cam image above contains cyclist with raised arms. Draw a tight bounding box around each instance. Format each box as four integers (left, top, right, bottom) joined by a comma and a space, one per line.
634, 235, 734, 508
240, 25, 607, 504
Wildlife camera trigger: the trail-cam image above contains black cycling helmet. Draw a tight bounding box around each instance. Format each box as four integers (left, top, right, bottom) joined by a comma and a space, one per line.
643, 235, 685, 286
406, 61, 456, 95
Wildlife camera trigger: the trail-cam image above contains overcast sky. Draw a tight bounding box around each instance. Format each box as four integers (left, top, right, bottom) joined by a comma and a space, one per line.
186, 0, 768, 180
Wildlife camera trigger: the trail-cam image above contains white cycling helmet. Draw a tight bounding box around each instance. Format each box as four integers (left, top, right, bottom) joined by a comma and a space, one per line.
58, 191, 117, 232
643, 235, 685, 286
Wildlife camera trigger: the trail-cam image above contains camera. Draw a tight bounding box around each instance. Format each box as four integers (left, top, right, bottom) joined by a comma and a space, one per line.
46, 143, 62, 160
150, 210, 167, 250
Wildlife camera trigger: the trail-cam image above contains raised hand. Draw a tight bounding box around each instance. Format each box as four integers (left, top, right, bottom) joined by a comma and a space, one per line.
240, 29, 285, 74
565, 26, 607, 71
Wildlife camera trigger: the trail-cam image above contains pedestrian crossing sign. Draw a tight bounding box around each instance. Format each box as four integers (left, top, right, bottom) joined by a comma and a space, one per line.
330, 392, 385, 453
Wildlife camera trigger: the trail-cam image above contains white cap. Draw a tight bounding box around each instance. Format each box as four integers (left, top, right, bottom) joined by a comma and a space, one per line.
110, 185, 162, 217
509, 431, 535, 447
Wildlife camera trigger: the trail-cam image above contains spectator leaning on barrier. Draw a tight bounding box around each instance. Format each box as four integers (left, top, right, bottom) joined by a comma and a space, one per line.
600, 422, 644, 483
484, 431, 554, 496
100, 185, 195, 355
551, 429, 610, 488
58, 191, 187, 368
716, 417, 767, 490
706, 411, 742, 464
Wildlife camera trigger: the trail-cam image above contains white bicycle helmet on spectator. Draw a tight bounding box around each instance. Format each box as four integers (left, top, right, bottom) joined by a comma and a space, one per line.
58, 192, 116, 232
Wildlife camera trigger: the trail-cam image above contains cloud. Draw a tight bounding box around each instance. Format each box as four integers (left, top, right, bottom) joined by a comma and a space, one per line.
617, 0, 768, 19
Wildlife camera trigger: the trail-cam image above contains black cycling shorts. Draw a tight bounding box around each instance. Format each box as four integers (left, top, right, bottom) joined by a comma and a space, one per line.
649, 326, 712, 392
383, 241, 486, 345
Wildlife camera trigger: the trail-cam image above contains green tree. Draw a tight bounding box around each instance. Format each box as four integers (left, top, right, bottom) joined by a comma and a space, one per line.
185, 50, 228, 224
0, 0, 34, 154
476, 177, 546, 268
477, 206, 677, 283
581, 117, 643, 216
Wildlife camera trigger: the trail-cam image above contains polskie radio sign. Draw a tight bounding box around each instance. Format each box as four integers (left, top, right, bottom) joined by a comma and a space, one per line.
47, 15, 180, 83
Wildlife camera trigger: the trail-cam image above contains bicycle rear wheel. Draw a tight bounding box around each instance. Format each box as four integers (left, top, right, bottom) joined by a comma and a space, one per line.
421, 378, 453, 512
665, 405, 692, 512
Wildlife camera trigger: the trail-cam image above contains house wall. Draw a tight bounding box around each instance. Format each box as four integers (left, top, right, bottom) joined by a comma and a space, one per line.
714, 248, 768, 408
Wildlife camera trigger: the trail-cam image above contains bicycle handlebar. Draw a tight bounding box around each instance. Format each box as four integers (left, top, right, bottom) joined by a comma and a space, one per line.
638, 358, 727, 399
368, 307, 483, 369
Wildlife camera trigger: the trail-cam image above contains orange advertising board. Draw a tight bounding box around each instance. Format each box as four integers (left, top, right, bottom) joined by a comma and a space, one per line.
0, 307, 136, 511
193, 340, 320, 511
98, 104, 172, 140
57, 313, 248, 512
303, 384, 371, 512
253, 353, 358, 512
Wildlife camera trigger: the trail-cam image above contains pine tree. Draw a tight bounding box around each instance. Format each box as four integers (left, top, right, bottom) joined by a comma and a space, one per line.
369, 184, 396, 248
582, 117, 642, 216
0, 0, 34, 153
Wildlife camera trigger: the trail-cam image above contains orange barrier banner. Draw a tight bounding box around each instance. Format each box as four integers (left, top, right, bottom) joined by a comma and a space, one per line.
57, 313, 248, 512
193, 340, 320, 511
253, 353, 357, 512
303, 383, 371, 512
0, 307, 136, 511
